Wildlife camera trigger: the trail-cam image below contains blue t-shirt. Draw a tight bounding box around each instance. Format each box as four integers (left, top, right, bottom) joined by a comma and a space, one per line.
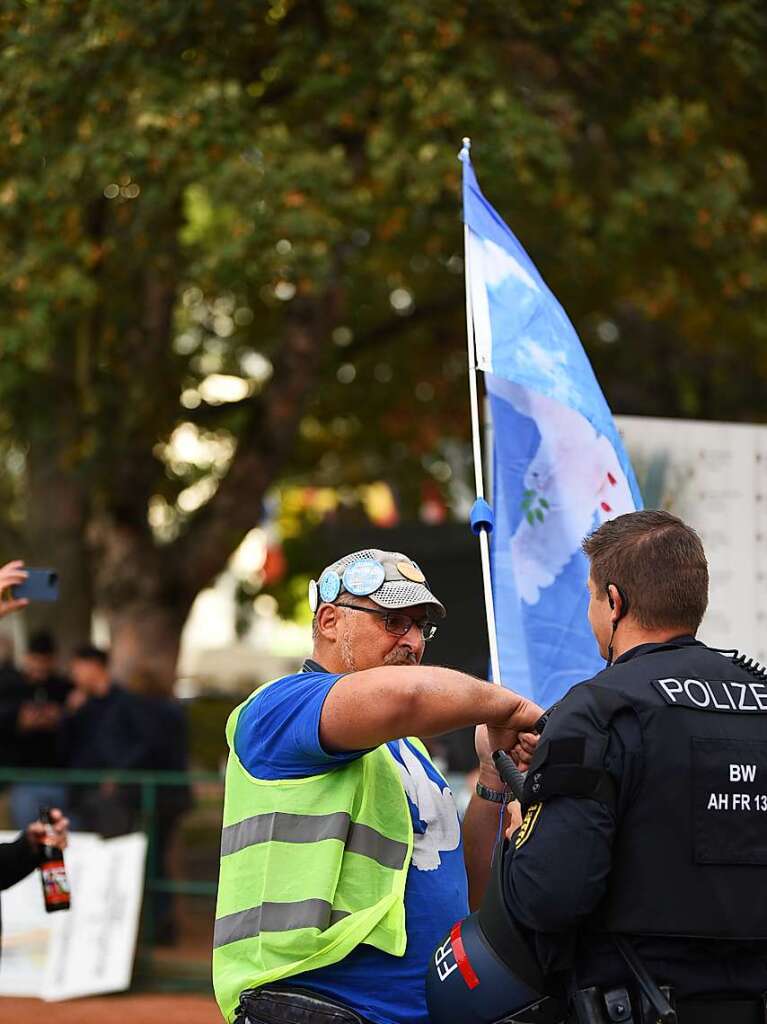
234, 669, 469, 1024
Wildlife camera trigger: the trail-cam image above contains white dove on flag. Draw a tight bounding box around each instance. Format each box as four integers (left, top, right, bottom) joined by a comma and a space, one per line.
498, 381, 635, 605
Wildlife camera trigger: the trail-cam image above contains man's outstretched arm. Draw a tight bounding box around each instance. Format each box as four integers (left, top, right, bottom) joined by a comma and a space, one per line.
319, 665, 542, 752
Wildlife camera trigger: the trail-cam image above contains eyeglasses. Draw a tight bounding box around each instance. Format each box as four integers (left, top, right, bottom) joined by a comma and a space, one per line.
335, 603, 438, 642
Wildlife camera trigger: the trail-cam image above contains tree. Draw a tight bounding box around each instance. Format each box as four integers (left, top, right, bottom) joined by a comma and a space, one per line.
1, 1, 766, 684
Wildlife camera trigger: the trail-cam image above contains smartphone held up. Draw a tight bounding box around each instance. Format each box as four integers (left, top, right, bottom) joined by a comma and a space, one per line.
10, 568, 59, 603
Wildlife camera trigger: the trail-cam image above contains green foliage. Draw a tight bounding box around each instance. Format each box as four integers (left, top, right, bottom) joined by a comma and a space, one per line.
0, 0, 766, 621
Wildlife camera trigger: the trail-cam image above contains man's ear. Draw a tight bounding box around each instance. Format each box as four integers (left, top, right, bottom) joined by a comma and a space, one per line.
605, 583, 625, 623
315, 603, 340, 642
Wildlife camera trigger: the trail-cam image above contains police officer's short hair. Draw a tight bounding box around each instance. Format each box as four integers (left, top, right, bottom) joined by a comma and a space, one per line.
582, 510, 708, 632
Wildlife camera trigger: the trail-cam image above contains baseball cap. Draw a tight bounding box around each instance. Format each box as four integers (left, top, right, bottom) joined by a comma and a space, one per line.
309, 548, 446, 619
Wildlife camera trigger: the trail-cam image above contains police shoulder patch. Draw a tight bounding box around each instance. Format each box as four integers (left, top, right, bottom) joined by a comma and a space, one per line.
515, 802, 543, 850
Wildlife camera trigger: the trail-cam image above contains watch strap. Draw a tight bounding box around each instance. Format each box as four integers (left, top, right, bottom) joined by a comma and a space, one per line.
475, 781, 509, 804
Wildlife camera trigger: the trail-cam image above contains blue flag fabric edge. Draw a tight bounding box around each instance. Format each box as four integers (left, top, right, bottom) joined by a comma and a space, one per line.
461, 146, 643, 702
461, 148, 642, 511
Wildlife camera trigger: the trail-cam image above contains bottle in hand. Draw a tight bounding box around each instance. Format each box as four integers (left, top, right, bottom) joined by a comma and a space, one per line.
38, 807, 70, 913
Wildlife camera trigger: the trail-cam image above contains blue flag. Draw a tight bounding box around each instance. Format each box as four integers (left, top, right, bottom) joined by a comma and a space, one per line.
462, 146, 643, 707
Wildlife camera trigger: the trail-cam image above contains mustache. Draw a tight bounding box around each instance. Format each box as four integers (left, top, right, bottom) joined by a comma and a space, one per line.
384, 647, 418, 666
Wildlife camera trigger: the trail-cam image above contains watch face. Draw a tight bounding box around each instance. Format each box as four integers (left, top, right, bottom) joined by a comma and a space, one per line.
342, 558, 386, 596
318, 570, 341, 603
308, 579, 319, 612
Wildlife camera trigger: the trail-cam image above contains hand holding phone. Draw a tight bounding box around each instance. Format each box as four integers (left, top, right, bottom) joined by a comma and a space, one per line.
0, 560, 30, 618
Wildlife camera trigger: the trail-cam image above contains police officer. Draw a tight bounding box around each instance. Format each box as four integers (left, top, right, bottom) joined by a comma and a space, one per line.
427, 510, 767, 1024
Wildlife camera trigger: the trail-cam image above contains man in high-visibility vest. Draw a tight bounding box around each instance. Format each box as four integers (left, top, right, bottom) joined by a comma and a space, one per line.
214, 548, 541, 1024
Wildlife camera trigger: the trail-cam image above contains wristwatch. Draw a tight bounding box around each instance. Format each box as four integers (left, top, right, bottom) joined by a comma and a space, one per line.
475, 781, 510, 804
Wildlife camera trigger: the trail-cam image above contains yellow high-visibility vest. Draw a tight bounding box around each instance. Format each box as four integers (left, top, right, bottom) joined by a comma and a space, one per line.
213, 684, 415, 1022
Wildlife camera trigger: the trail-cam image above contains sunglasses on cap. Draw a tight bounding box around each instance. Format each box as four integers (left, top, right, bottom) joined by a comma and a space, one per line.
317, 558, 388, 603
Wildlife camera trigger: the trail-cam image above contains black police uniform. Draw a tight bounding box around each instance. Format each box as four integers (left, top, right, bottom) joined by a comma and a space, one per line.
426, 637, 767, 1023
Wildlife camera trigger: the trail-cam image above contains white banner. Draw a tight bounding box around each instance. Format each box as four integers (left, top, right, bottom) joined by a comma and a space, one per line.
0, 831, 147, 1000
617, 415, 767, 664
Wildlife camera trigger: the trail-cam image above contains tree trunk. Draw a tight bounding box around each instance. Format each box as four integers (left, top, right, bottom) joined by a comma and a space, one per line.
23, 445, 92, 658
106, 601, 187, 692
91, 512, 190, 692
94, 296, 336, 693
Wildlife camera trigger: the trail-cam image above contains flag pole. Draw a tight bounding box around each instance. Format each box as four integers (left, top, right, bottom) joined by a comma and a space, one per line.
460, 137, 503, 687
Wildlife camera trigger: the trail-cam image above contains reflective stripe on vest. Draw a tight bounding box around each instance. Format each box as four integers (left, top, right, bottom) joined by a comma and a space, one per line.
220, 810, 409, 870
214, 899, 350, 947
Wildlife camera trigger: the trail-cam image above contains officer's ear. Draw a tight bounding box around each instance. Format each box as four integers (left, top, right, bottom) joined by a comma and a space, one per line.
605, 583, 628, 622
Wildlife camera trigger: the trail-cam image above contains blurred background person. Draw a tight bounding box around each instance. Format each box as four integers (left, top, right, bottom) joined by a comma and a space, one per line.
61, 645, 154, 837
131, 665, 193, 945
0, 629, 72, 829
21, 630, 71, 699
